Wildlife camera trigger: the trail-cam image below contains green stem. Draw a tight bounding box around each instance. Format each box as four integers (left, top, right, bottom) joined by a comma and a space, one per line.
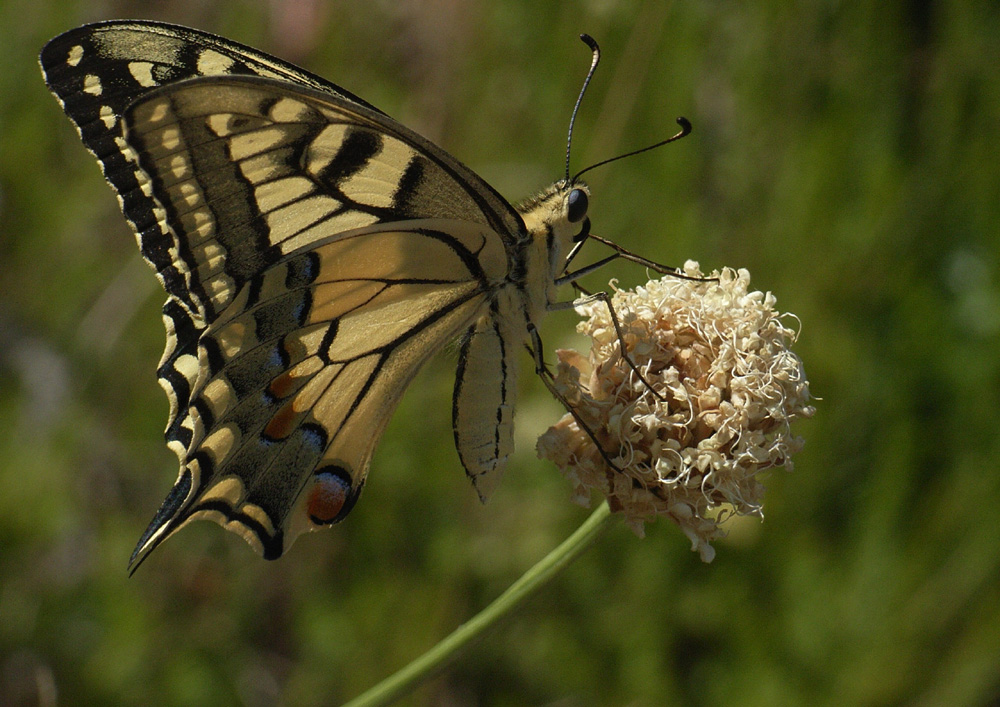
343, 501, 613, 707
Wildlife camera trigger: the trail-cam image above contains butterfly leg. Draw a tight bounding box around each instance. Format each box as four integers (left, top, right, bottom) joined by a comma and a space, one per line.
556, 235, 717, 283
526, 324, 626, 474
547, 294, 666, 402
531, 323, 682, 505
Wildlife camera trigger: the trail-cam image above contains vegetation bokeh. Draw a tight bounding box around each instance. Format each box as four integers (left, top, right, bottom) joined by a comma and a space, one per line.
2, 0, 998, 704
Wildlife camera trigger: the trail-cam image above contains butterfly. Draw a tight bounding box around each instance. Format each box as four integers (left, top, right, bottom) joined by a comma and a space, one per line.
40, 21, 689, 570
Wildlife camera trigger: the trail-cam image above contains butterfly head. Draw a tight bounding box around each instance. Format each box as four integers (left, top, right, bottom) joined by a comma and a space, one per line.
519, 178, 590, 238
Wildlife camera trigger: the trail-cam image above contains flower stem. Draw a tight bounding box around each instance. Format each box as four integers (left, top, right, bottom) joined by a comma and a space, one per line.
343, 501, 613, 707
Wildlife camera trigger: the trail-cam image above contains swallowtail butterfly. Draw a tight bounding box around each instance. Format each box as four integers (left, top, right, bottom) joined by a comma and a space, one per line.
40, 21, 688, 570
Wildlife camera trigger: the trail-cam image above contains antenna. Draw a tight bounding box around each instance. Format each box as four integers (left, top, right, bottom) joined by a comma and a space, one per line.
564, 34, 601, 181
572, 117, 692, 182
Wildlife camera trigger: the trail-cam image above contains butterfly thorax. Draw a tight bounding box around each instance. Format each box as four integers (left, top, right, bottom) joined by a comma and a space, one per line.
515, 180, 591, 324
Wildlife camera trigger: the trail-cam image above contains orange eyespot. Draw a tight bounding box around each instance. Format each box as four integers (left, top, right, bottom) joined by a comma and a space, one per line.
307, 471, 352, 525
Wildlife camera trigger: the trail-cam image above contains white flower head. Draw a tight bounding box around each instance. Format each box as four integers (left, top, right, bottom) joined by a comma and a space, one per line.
537, 262, 815, 562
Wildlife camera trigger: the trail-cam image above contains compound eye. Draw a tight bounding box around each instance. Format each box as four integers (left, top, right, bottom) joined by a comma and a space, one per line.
566, 188, 589, 223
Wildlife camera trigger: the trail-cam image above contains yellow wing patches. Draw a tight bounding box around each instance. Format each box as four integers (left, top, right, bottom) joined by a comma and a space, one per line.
331, 153, 412, 211
205, 112, 250, 139
316, 229, 450, 281
196, 48, 236, 76
269, 96, 315, 123
185, 377, 238, 451
197, 474, 243, 506
222, 123, 288, 160
236, 151, 289, 184
273, 355, 324, 394
167, 152, 191, 181
201, 378, 239, 422
172, 351, 203, 392
157, 308, 202, 455
197, 104, 388, 252
143, 98, 172, 125
176, 180, 202, 208
213, 319, 249, 359
194, 93, 428, 251
308, 280, 385, 323
253, 176, 314, 212
82, 74, 102, 96
67, 43, 83, 67
176, 209, 213, 246
301, 122, 349, 173
99, 104, 116, 129
127, 61, 157, 87
201, 423, 239, 467
189, 238, 226, 274
158, 125, 182, 151
204, 98, 309, 150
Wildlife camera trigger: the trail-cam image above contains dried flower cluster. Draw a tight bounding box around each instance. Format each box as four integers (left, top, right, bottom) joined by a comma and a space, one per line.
537, 262, 814, 562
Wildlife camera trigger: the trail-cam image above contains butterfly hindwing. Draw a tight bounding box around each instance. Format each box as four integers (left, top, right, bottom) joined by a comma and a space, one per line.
135, 228, 496, 561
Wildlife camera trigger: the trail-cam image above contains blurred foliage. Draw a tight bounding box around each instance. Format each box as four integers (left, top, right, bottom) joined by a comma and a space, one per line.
2, 0, 999, 705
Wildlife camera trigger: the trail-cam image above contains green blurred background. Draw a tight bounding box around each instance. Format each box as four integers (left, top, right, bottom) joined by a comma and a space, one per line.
2, 0, 998, 704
